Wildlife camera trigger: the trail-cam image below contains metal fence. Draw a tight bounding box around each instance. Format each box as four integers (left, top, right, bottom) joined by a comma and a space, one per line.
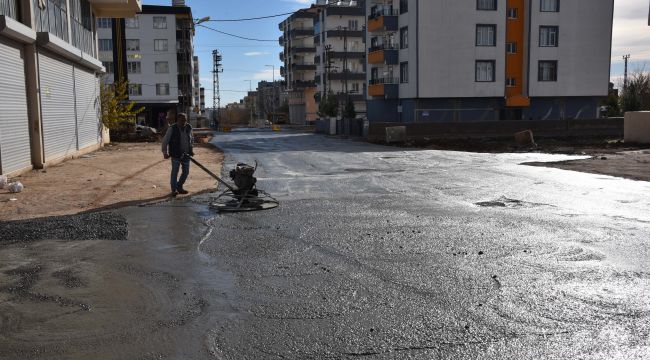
71, 17, 94, 55
33, 0, 69, 42
0, 0, 18, 20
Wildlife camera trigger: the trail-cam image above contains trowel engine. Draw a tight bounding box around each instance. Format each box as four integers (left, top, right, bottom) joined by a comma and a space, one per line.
229, 163, 258, 197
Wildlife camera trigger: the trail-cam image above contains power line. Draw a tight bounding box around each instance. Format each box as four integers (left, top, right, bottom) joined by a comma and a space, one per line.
198, 24, 277, 42
200, 12, 294, 22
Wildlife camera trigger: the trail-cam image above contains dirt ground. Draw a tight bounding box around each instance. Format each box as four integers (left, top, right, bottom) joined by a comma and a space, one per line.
0, 142, 224, 221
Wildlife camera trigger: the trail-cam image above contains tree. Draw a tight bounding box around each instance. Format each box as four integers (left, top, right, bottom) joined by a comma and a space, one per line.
100, 78, 144, 131
343, 97, 356, 119
318, 93, 338, 117
620, 68, 650, 113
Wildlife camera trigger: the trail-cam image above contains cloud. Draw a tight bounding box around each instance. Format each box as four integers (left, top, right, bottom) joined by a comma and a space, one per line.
252, 68, 282, 81
612, 1, 650, 68
244, 51, 270, 56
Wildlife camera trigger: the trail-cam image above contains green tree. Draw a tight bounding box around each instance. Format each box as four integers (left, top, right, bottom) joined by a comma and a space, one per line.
343, 97, 356, 119
318, 93, 339, 117
100, 78, 144, 131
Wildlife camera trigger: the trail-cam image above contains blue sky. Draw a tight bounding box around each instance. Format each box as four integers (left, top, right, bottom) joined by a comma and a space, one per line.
145, 0, 648, 105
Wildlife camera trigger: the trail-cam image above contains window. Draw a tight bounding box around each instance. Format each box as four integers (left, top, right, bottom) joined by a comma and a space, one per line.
98, 39, 113, 51
400, 0, 408, 13
155, 61, 169, 73
538, 61, 557, 81
477, 0, 497, 10
507, 8, 518, 18
506, 42, 517, 54
400, 62, 409, 83
127, 61, 141, 74
154, 39, 168, 51
102, 61, 114, 74
348, 19, 359, 30
153, 16, 167, 29
476, 60, 495, 82
541, 0, 559, 12
126, 39, 140, 51
540, 26, 559, 47
506, 77, 516, 87
476, 25, 496, 46
128, 84, 142, 96
156, 83, 170, 96
97, 18, 112, 28
125, 17, 139, 28
400, 27, 408, 49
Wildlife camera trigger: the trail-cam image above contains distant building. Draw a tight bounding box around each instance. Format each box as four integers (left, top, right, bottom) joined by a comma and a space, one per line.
97, 2, 196, 129
366, 0, 615, 122
279, 8, 319, 124
256, 80, 287, 121
314, 0, 367, 117
0, 0, 140, 176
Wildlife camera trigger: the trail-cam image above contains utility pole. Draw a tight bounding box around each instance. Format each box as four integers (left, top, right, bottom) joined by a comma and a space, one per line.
212, 50, 223, 129
623, 54, 631, 90
324, 44, 333, 97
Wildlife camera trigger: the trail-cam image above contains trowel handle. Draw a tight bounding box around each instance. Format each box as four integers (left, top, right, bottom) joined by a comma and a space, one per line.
184, 154, 236, 192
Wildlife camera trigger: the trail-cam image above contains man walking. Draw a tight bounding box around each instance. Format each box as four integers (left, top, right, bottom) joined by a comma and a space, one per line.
162, 113, 194, 196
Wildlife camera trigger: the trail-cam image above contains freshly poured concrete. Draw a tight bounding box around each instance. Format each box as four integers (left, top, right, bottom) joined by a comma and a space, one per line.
1, 129, 649, 359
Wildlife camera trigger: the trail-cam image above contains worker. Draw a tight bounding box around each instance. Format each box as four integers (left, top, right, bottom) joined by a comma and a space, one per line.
161, 113, 194, 197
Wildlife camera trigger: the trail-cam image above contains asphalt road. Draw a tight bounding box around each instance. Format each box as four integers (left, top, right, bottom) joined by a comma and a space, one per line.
1, 129, 649, 359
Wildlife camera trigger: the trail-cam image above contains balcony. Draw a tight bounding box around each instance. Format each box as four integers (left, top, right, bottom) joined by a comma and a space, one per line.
368, 44, 398, 65
290, 27, 314, 38
279, 35, 284, 46
369, 77, 399, 99
279, 51, 284, 61
329, 51, 365, 59
328, 70, 366, 81
292, 80, 316, 89
71, 17, 95, 56
292, 62, 316, 71
291, 45, 316, 53
326, 29, 365, 38
88, 0, 141, 18
33, 0, 69, 41
326, 5, 364, 17
368, 9, 398, 32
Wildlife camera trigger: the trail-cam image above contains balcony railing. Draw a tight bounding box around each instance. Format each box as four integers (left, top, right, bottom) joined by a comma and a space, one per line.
369, 77, 399, 85
369, 43, 398, 52
0, 0, 19, 20
369, 8, 398, 20
71, 17, 95, 56
33, 0, 69, 42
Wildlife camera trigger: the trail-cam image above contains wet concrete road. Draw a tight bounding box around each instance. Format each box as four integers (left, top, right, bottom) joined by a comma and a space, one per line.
2, 129, 650, 359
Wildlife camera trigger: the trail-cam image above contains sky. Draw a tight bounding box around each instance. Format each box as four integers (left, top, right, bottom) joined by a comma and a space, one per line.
144, 0, 650, 106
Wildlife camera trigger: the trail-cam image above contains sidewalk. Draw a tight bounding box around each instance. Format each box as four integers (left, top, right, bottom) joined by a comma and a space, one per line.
0, 142, 224, 221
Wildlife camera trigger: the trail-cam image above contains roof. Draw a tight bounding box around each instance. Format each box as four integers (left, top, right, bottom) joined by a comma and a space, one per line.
140, 5, 192, 16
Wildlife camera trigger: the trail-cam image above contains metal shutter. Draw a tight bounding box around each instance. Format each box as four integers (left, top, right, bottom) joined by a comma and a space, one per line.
38, 51, 78, 161
0, 38, 32, 175
74, 68, 101, 149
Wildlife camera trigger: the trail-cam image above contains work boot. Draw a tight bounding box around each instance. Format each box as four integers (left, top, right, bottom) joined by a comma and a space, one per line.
171, 189, 179, 197
177, 187, 189, 195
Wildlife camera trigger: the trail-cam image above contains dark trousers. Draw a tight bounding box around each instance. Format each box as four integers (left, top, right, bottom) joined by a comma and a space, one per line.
170, 157, 190, 191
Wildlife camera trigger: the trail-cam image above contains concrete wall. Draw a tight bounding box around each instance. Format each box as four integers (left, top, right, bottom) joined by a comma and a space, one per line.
624, 112, 650, 144
528, 0, 614, 97
368, 118, 623, 142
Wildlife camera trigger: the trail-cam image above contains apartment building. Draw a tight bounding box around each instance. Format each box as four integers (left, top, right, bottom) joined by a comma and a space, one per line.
256, 80, 287, 122
279, 8, 319, 125
314, 0, 367, 116
366, 0, 614, 122
0, 0, 140, 176
97, 2, 195, 129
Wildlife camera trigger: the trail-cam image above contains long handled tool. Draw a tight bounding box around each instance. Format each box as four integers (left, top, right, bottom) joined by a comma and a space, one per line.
184, 154, 279, 212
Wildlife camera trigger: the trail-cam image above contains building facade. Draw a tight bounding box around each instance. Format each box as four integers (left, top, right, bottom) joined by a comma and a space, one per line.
97, 3, 195, 130
366, 0, 614, 122
314, 0, 367, 116
0, 0, 140, 176
279, 8, 319, 125
256, 80, 287, 122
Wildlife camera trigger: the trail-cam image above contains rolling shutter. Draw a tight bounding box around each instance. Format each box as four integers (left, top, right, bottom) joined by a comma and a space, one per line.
0, 37, 32, 175
38, 51, 78, 161
75, 68, 101, 149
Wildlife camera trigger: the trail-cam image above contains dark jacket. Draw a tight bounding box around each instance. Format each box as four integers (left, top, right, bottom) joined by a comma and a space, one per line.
162, 123, 193, 159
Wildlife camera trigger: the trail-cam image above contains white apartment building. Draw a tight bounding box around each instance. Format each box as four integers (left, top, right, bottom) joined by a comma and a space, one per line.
97, 3, 195, 129
366, 0, 614, 122
0, 0, 140, 176
314, 0, 367, 116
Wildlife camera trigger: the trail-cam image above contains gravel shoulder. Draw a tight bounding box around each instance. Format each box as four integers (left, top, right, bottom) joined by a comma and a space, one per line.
0, 142, 224, 221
